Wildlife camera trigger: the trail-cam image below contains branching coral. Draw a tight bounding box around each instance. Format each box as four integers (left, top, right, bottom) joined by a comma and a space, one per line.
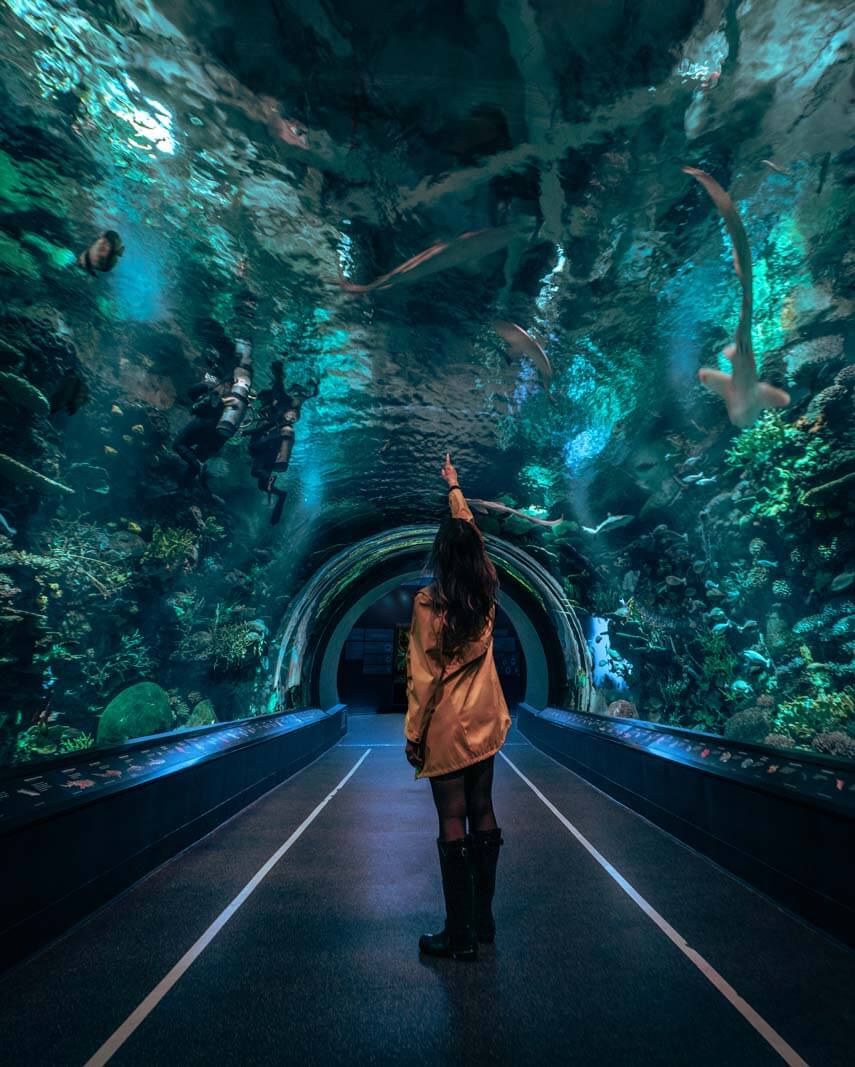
211, 618, 267, 671
81, 629, 154, 694
144, 526, 198, 570
771, 689, 854, 746
725, 413, 831, 526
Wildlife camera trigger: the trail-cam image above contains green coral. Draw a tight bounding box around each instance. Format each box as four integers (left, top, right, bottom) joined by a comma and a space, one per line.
144, 526, 198, 569
211, 620, 267, 671
771, 689, 854, 746
59, 731, 95, 754
14, 725, 93, 762
724, 413, 830, 526
698, 631, 739, 692
81, 629, 154, 695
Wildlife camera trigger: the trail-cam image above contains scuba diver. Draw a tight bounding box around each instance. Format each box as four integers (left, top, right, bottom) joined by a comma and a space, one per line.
244, 360, 320, 525
174, 339, 253, 486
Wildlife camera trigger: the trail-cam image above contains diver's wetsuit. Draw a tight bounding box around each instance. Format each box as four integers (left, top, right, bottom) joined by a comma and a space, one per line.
174, 378, 228, 482
246, 373, 319, 524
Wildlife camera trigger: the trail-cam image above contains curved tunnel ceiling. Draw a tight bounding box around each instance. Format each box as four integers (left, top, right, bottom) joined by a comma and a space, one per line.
271, 526, 592, 712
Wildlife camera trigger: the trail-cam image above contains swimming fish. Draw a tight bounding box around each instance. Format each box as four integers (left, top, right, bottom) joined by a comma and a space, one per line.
0, 510, 16, 537
581, 514, 634, 536
467, 498, 564, 528
664, 575, 685, 587
712, 622, 731, 634
683, 167, 791, 428
761, 159, 789, 176
337, 222, 529, 294
78, 230, 124, 274
50, 372, 89, 415
492, 320, 553, 388
743, 649, 771, 668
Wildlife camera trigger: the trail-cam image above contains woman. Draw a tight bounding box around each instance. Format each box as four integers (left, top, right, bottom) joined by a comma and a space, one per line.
404, 453, 512, 961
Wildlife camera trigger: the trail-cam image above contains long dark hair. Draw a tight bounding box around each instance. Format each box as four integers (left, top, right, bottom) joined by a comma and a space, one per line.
429, 517, 499, 656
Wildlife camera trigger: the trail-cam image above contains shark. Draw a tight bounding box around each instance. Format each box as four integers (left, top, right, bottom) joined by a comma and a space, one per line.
467, 499, 564, 528
492, 320, 553, 388
683, 167, 790, 428
337, 222, 530, 294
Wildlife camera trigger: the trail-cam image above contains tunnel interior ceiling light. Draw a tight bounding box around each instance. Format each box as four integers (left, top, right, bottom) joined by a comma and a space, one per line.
270, 528, 592, 713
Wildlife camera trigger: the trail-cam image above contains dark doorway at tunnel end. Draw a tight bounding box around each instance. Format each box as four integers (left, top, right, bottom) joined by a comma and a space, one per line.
337, 580, 526, 713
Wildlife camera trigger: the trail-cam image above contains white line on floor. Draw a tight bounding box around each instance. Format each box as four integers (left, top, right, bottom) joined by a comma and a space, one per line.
84, 749, 372, 1067
498, 751, 809, 1067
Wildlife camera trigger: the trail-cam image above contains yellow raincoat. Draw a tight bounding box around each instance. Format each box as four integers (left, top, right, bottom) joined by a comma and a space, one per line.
404, 487, 511, 778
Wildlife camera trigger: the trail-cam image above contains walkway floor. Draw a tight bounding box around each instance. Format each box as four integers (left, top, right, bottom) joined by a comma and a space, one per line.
1, 712, 852, 1066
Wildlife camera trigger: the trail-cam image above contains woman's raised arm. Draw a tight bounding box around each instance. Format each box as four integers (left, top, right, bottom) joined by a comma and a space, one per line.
440, 452, 474, 524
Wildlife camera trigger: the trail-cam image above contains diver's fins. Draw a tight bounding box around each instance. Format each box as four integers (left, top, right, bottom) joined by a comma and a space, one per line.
271, 491, 287, 526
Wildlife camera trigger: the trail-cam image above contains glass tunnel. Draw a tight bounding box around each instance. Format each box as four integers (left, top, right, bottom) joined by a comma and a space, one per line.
0, 0, 853, 1063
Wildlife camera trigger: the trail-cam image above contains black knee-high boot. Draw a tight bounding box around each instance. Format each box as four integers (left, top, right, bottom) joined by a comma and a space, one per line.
418, 837, 478, 961
467, 828, 503, 943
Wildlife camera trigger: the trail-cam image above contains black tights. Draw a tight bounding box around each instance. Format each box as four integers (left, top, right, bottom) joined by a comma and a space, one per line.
429, 756, 498, 842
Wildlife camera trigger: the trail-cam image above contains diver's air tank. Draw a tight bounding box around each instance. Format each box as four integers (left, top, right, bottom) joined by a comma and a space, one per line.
217, 338, 253, 438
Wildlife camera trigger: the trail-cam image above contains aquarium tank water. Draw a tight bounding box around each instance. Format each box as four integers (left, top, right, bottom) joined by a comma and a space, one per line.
0, 0, 853, 768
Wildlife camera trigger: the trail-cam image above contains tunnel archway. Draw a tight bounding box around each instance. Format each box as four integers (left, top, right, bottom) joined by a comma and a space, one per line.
335, 579, 528, 711
269, 526, 592, 712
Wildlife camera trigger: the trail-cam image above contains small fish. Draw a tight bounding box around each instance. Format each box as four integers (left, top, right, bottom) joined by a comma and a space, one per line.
597, 659, 608, 668
104, 445, 118, 456
127, 521, 142, 534
829, 572, 853, 593
738, 619, 758, 631
131, 423, 145, 434
712, 622, 731, 634
755, 559, 777, 568
379, 440, 392, 455
467, 498, 564, 528
111, 404, 123, 415
692, 560, 706, 573
581, 514, 634, 536
743, 649, 771, 668
681, 473, 703, 484
664, 575, 686, 587
682, 456, 702, 468
0, 510, 16, 537
761, 159, 789, 176
695, 476, 717, 486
